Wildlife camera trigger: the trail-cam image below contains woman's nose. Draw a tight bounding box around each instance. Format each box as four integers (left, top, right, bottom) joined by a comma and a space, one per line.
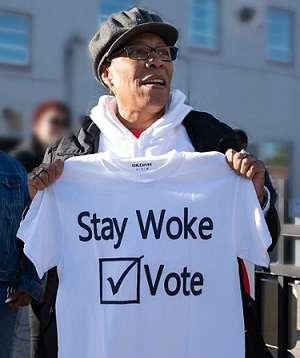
145, 51, 164, 68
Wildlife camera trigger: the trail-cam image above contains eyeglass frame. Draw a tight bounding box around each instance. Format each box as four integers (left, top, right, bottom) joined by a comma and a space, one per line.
106, 44, 179, 63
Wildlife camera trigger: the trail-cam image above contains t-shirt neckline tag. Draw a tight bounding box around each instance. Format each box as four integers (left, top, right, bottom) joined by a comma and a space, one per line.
98, 150, 185, 183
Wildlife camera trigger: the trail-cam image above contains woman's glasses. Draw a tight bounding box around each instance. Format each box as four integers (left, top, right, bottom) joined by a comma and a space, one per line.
107, 45, 178, 62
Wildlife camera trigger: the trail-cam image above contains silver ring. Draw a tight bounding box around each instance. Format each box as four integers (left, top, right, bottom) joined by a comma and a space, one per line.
35, 168, 45, 176
240, 149, 251, 158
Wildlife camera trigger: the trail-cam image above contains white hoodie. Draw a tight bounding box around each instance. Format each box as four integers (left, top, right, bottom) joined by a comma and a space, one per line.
90, 89, 195, 158
90, 91, 271, 213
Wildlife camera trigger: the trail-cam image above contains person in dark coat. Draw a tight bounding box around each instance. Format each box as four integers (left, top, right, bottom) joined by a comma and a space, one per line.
12, 100, 71, 358
0, 151, 45, 358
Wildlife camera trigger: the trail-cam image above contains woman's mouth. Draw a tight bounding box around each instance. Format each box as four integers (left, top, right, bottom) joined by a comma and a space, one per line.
142, 78, 166, 89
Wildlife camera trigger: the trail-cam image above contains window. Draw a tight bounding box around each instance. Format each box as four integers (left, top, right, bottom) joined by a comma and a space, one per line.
99, 0, 133, 24
263, 142, 291, 183
190, 0, 219, 50
267, 9, 292, 63
0, 11, 30, 66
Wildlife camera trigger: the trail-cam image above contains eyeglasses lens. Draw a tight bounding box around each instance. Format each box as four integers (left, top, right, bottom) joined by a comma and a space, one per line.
127, 45, 177, 61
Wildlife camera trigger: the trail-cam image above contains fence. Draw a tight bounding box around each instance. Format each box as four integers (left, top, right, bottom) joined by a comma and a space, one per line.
256, 180, 300, 358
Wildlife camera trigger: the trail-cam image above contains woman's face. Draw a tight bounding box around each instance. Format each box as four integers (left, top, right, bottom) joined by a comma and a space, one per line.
102, 33, 174, 116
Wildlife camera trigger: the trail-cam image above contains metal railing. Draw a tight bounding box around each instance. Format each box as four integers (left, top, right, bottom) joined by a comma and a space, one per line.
256, 180, 300, 358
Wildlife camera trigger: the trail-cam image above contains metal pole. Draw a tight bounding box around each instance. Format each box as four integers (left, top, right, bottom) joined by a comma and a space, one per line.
277, 275, 289, 358
255, 273, 262, 330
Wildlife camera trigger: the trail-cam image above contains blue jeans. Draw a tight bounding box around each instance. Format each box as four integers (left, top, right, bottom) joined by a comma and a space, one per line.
0, 281, 21, 358
29, 304, 41, 358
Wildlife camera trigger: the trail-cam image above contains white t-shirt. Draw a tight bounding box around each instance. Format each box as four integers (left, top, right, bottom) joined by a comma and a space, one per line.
18, 151, 271, 358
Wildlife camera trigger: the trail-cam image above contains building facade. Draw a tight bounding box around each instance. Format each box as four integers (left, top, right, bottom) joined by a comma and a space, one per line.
0, 0, 299, 217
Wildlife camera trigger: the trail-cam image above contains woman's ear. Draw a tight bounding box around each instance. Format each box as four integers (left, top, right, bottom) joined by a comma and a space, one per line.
100, 64, 113, 89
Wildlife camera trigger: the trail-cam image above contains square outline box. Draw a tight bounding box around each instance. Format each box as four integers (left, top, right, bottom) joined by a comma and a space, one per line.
99, 257, 143, 305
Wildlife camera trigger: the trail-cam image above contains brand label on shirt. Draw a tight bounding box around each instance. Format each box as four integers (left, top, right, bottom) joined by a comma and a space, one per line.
117, 159, 167, 172
131, 162, 153, 171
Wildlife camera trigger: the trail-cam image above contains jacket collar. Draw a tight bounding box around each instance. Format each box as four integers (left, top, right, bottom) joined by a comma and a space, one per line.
56, 119, 100, 157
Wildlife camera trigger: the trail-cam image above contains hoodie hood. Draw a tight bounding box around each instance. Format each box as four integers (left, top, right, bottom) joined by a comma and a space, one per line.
90, 89, 194, 157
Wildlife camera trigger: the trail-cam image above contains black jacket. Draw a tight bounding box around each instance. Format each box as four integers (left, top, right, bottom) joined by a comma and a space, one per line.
11, 135, 45, 173
44, 111, 241, 159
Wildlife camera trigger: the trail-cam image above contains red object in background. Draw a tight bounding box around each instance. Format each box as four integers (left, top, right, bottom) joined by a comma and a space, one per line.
240, 260, 251, 295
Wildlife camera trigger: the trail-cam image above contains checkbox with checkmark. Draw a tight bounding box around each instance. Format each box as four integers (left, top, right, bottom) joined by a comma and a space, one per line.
99, 256, 144, 304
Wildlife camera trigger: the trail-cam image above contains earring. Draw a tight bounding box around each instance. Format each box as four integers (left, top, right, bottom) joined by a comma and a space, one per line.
108, 86, 115, 95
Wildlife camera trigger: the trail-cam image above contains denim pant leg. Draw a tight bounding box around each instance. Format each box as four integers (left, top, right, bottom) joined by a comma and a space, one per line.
0, 281, 20, 358
29, 304, 41, 358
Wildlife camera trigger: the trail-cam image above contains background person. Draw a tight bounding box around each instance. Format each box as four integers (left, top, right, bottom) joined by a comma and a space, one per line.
0, 150, 45, 358
12, 100, 71, 173
11, 100, 71, 358
27, 7, 279, 358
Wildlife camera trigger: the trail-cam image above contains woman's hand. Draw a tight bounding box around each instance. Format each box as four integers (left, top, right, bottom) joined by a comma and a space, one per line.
28, 159, 64, 200
225, 149, 265, 205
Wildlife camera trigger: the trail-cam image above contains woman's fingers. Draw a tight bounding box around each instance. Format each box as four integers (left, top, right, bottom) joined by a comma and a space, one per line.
225, 149, 265, 204
54, 159, 64, 179
28, 159, 64, 200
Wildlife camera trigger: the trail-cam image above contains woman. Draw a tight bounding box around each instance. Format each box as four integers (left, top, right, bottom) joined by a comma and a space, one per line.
27, 7, 278, 358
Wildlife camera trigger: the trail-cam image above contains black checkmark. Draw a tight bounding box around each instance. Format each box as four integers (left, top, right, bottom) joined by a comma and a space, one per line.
107, 256, 143, 295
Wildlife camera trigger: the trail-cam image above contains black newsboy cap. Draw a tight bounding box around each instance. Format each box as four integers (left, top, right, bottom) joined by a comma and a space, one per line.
89, 7, 178, 84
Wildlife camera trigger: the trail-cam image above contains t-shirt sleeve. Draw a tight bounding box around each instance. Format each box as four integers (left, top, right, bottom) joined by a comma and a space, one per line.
233, 177, 272, 267
17, 186, 63, 279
